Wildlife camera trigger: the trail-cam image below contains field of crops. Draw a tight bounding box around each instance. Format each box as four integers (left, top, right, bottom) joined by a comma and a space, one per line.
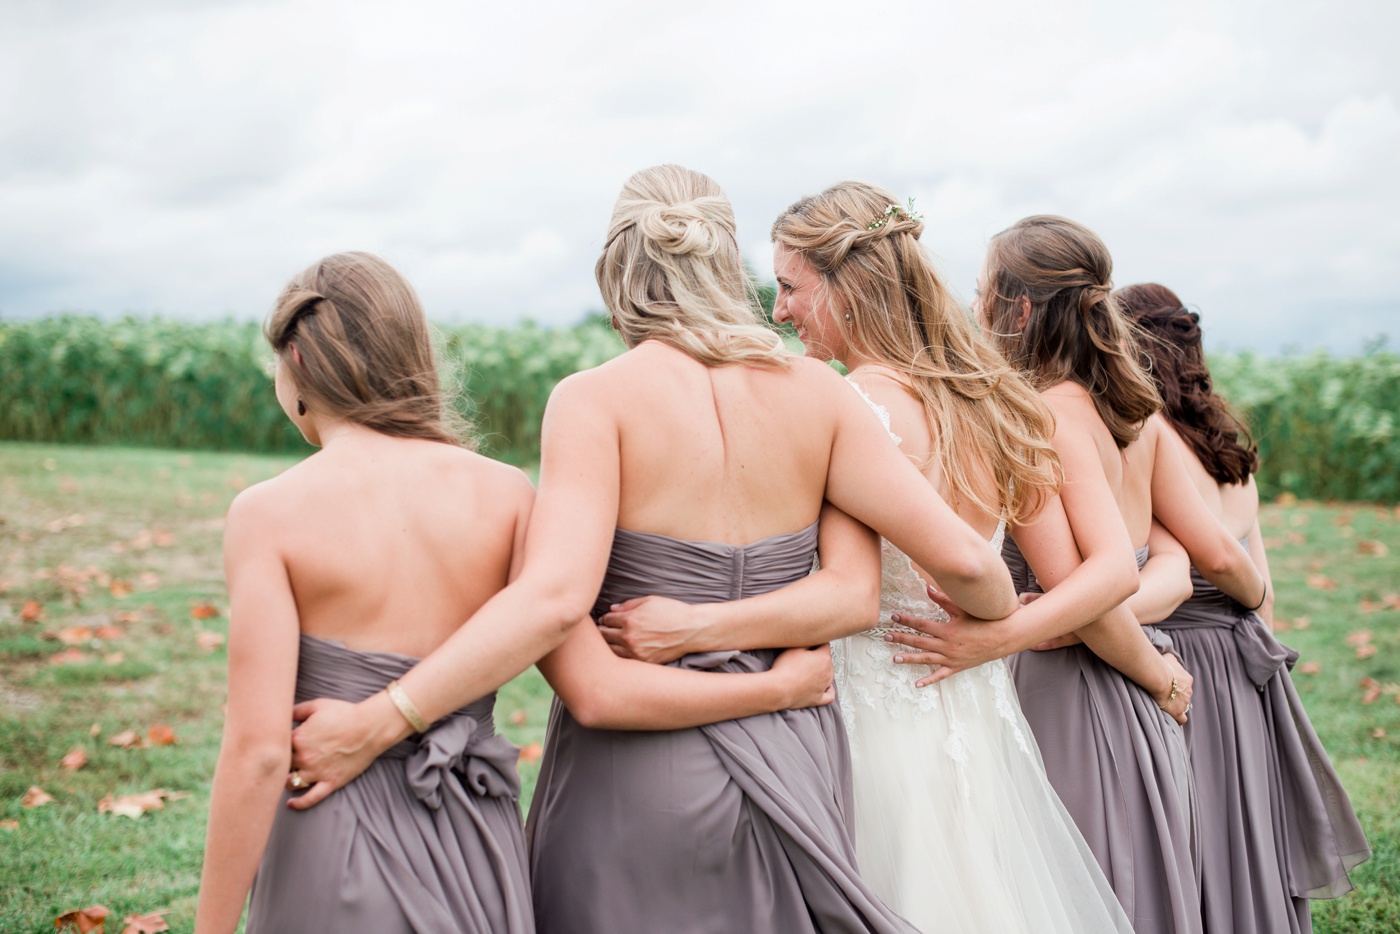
1, 315, 1396, 500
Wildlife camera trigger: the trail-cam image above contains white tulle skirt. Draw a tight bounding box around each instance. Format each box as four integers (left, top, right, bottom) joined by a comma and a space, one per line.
834, 632, 1134, 934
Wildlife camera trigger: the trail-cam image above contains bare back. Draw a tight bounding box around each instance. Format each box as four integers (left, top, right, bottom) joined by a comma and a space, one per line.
1162, 422, 1260, 539
598, 341, 834, 543
243, 432, 532, 659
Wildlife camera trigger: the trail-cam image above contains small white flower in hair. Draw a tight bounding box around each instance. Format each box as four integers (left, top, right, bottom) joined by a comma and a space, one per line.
866, 198, 924, 231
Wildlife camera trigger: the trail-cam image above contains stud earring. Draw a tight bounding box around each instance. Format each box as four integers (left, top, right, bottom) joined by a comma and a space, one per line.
844, 313, 853, 323
297, 399, 306, 416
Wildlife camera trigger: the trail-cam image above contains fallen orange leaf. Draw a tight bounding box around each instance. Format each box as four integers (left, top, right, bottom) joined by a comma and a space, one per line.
509, 709, 527, 726
57, 626, 94, 646
94, 625, 124, 640
1384, 594, 1400, 611
108, 730, 143, 749
1357, 644, 1378, 660
49, 648, 89, 666
190, 602, 219, 620
1306, 575, 1337, 591
54, 904, 110, 933
98, 789, 169, 819
22, 786, 54, 808
19, 599, 44, 623
113, 610, 143, 624
1346, 630, 1374, 646
152, 530, 175, 547
1361, 677, 1382, 704
146, 724, 177, 746
1358, 539, 1390, 557
518, 742, 543, 764
1299, 661, 1321, 675
121, 911, 169, 934
1373, 728, 1387, 739
89, 722, 102, 737
103, 652, 126, 665
196, 630, 225, 652
1359, 599, 1379, 614
0, 819, 17, 831
109, 579, 134, 598
60, 747, 89, 771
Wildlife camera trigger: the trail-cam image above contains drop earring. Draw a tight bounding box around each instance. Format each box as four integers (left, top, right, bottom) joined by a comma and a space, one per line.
297, 399, 306, 416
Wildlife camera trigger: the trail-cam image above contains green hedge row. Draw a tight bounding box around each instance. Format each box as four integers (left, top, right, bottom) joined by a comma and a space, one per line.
1, 316, 1395, 500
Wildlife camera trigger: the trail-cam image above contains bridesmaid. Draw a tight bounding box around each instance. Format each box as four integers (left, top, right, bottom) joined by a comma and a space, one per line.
195, 253, 534, 932
1119, 283, 1370, 933
899, 216, 1208, 934
282, 165, 1022, 933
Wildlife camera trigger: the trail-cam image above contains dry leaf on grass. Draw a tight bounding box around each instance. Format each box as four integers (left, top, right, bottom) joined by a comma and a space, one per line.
98, 789, 171, 819
19, 599, 43, 622
196, 630, 225, 652
54, 904, 110, 932
103, 652, 126, 665
190, 602, 220, 620
137, 572, 160, 589
22, 785, 55, 808
49, 648, 89, 666
89, 722, 102, 737
0, 818, 17, 831
108, 730, 143, 749
1346, 630, 1373, 646
518, 743, 543, 764
109, 579, 134, 598
1357, 539, 1390, 557
1306, 575, 1337, 591
60, 747, 89, 771
94, 625, 124, 640
1384, 594, 1400, 611
509, 709, 527, 726
121, 912, 169, 934
146, 724, 177, 746
57, 626, 94, 645
1361, 677, 1382, 705
1357, 644, 1378, 659
1360, 599, 1380, 614
1373, 728, 1387, 739
1299, 661, 1321, 675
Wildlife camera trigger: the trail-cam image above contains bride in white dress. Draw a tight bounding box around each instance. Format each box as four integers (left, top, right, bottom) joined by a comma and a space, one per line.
600, 182, 1192, 932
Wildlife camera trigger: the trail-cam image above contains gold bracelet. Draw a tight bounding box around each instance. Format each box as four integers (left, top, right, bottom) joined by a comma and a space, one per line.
1158, 676, 1180, 711
385, 679, 429, 734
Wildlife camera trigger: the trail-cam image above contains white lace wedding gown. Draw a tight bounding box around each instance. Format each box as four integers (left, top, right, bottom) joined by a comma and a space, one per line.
830, 382, 1132, 934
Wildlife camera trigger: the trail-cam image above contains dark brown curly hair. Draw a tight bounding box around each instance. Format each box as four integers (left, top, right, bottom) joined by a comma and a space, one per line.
1116, 283, 1258, 484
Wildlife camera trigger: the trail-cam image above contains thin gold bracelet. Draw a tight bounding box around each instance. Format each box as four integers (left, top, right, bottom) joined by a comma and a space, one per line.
385, 679, 429, 734
1158, 676, 1181, 711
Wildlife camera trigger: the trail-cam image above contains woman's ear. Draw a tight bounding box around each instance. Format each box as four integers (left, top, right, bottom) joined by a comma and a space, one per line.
1015, 295, 1032, 331
289, 342, 304, 367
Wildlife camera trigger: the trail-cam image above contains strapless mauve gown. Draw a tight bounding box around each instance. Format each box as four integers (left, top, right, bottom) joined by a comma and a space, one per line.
526, 524, 918, 934
247, 634, 534, 933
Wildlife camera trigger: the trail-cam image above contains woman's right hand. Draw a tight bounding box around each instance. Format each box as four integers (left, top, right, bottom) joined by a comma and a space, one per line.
771, 645, 836, 710
1154, 653, 1194, 725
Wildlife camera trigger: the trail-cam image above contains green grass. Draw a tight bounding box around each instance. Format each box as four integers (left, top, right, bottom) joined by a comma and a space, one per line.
1, 442, 1396, 930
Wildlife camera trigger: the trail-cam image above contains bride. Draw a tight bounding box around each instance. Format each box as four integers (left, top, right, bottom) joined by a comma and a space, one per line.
601, 182, 1188, 932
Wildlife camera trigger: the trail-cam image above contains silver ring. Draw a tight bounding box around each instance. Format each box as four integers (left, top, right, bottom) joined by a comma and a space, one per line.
1184, 702, 1193, 714
288, 770, 309, 790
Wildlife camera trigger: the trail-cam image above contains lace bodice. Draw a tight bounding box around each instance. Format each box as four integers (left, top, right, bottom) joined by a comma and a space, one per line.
833, 379, 1026, 765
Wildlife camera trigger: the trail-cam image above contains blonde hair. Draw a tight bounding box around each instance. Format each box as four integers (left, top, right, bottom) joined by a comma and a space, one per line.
772, 181, 1060, 526
264, 251, 471, 447
596, 164, 792, 367
982, 216, 1160, 449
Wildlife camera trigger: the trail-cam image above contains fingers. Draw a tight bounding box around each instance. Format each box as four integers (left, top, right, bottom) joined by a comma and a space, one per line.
818, 685, 837, 706
889, 611, 940, 636
1018, 592, 1044, 606
890, 650, 947, 667
607, 596, 646, 613
290, 699, 325, 722
286, 780, 336, 811
915, 665, 959, 688
597, 625, 636, 659
884, 629, 940, 652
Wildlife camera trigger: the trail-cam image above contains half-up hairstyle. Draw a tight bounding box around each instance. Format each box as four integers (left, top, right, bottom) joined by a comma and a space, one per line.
1117, 283, 1258, 484
264, 251, 471, 447
597, 164, 792, 368
772, 181, 1061, 527
981, 215, 1161, 448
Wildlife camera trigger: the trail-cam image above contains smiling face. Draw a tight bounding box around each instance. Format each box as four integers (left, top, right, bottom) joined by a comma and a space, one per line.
772, 244, 849, 363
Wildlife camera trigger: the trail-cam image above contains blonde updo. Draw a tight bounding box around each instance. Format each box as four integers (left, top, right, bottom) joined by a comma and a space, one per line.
596, 164, 791, 368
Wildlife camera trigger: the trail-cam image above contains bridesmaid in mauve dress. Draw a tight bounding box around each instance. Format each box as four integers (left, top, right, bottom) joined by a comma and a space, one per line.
196, 252, 533, 933
1120, 284, 1369, 933
281, 165, 1023, 934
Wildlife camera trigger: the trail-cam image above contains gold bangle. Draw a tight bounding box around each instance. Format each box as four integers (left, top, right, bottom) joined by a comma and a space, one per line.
1158, 676, 1180, 711
385, 679, 429, 734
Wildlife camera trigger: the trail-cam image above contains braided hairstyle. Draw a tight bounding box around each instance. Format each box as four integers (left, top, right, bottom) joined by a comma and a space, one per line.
1117, 283, 1258, 484
772, 182, 1061, 527
981, 215, 1160, 448
264, 251, 471, 447
596, 164, 791, 367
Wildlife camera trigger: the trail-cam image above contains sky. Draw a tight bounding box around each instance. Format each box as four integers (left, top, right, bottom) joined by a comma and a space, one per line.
0, 0, 1395, 353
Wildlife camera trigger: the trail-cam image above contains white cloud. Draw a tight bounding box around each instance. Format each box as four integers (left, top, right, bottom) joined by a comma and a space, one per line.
0, 0, 1395, 351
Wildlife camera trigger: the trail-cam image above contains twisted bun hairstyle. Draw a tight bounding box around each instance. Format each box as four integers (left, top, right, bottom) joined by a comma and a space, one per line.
1116, 283, 1258, 484
596, 165, 791, 368
772, 181, 1061, 527
264, 251, 470, 447
982, 215, 1160, 448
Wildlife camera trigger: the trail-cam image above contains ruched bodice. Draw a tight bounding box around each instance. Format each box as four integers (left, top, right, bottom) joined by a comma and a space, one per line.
246, 635, 533, 933
529, 521, 919, 934
593, 523, 819, 615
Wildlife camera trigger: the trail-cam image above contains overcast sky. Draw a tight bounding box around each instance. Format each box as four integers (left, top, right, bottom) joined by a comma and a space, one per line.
1, 0, 1395, 353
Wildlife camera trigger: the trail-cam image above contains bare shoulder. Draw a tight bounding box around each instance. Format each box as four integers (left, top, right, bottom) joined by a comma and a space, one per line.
223, 473, 297, 550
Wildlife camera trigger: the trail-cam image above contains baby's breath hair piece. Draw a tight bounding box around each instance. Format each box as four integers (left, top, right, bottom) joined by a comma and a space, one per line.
866, 197, 924, 231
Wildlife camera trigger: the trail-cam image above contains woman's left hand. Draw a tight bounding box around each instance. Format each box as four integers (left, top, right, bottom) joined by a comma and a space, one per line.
886, 586, 1015, 687
598, 595, 700, 664
286, 692, 404, 810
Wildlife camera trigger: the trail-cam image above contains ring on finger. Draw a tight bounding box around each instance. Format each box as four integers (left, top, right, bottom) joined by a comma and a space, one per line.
288, 770, 309, 790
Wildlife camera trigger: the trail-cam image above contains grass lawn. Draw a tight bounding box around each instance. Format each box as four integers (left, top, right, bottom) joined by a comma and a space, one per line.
1, 441, 1396, 931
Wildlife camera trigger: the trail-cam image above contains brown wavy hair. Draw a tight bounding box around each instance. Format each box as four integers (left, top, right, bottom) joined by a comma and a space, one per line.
1116, 283, 1258, 484
772, 181, 1061, 527
982, 215, 1160, 448
264, 251, 471, 447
